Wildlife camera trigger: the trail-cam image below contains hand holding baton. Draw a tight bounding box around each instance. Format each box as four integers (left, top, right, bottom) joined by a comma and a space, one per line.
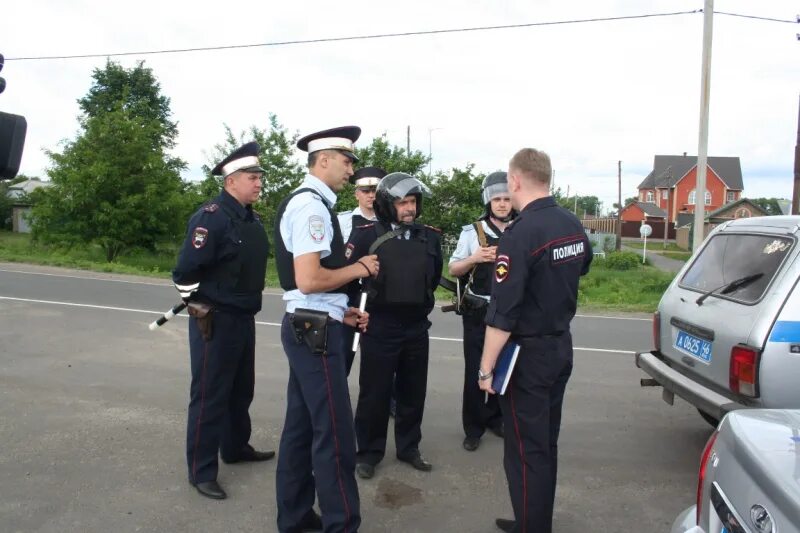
148, 302, 187, 330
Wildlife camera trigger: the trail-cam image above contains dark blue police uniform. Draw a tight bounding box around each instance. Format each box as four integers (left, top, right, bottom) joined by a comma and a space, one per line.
485, 196, 592, 533
346, 221, 443, 470
172, 188, 270, 486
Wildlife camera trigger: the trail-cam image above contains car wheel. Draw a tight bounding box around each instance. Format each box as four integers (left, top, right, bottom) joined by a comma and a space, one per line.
697, 409, 719, 427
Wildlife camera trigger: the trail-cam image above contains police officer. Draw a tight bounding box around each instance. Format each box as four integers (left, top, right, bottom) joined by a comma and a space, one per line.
346, 172, 443, 479
337, 166, 384, 242
448, 171, 514, 452
479, 148, 592, 533
274, 126, 378, 533
172, 142, 275, 501
338, 166, 385, 376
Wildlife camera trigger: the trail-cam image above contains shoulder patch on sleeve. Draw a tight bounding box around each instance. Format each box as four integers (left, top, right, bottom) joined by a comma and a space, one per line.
495, 254, 510, 283
308, 215, 325, 242
203, 203, 219, 213
424, 224, 442, 233
192, 227, 209, 249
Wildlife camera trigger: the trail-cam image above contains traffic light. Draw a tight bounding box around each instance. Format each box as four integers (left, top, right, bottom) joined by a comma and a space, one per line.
0, 51, 28, 179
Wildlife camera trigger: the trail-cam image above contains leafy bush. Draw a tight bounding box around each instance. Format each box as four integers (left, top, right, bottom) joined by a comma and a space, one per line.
601, 251, 642, 271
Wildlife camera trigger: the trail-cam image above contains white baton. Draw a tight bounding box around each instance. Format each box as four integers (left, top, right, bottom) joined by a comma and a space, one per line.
351, 292, 368, 352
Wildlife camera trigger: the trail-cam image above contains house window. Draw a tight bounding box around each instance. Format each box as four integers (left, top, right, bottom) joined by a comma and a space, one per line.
727, 191, 735, 203
646, 191, 654, 203
662, 190, 669, 200
705, 191, 712, 205
688, 190, 696, 205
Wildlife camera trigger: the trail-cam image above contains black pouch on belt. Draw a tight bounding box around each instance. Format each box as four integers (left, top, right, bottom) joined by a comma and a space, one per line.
290, 308, 329, 355
187, 302, 214, 341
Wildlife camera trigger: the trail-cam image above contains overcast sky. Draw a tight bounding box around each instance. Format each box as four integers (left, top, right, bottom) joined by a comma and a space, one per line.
2, 0, 797, 212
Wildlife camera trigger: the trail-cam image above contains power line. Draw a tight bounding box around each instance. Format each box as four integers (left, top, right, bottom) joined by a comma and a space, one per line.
6, 9, 795, 63
7, 10, 702, 62
714, 11, 798, 24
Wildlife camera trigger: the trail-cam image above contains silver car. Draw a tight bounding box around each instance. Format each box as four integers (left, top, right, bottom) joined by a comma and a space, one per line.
671, 409, 800, 533
636, 216, 800, 425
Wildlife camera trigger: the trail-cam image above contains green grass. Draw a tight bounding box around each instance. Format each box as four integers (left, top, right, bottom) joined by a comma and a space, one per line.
660, 251, 691, 261
624, 241, 687, 253
577, 264, 673, 312
1, 231, 673, 312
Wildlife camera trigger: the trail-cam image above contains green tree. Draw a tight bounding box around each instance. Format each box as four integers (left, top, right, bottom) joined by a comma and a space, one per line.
613, 196, 638, 210
337, 137, 431, 212
79, 60, 178, 149
201, 114, 305, 231
421, 165, 484, 239
31, 105, 186, 261
749, 197, 784, 216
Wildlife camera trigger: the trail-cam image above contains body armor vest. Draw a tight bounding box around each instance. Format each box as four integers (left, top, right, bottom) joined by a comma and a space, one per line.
274, 188, 347, 293
209, 203, 269, 294
460, 219, 502, 297
371, 223, 429, 307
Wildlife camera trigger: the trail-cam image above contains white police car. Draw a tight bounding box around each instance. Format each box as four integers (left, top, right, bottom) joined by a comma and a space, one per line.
671, 408, 800, 533
636, 216, 800, 425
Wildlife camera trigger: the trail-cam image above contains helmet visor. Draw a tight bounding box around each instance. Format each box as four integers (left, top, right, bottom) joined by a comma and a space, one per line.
482, 182, 510, 204
382, 176, 431, 200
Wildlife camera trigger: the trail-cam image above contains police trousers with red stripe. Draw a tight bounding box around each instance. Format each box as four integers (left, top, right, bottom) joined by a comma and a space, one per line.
498, 333, 573, 533
276, 315, 361, 533
186, 311, 256, 484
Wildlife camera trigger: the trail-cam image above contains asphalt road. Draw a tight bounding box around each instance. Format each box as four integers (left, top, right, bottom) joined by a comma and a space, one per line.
0, 263, 713, 532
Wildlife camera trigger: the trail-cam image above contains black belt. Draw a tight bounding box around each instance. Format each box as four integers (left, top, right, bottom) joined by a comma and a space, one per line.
286, 312, 340, 325
514, 331, 566, 341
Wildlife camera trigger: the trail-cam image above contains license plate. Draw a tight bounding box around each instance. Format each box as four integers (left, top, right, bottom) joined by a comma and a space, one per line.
675, 330, 713, 362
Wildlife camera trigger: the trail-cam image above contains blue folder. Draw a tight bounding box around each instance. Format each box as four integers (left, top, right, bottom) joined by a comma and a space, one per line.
492, 341, 520, 395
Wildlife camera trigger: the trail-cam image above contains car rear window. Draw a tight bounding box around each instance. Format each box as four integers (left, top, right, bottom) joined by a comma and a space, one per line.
680, 233, 794, 304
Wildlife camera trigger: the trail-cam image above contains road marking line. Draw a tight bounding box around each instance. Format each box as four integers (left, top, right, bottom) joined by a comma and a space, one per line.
0, 268, 289, 296
0, 295, 636, 354
0, 270, 652, 320
0, 268, 171, 287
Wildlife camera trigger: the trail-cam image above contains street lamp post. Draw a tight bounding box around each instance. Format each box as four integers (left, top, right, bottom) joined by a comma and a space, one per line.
428, 127, 442, 178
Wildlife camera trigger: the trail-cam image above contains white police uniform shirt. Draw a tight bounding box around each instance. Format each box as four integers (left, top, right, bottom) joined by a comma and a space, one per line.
337, 206, 377, 242
279, 174, 348, 322
448, 220, 501, 301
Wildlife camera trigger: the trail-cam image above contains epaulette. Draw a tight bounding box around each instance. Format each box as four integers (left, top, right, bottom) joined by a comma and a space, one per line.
354, 223, 375, 230
338, 209, 353, 217
424, 224, 442, 233
203, 203, 219, 213
461, 223, 476, 232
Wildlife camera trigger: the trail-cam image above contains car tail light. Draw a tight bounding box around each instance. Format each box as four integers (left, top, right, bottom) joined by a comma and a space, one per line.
696, 430, 719, 524
652, 311, 661, 352
729, 345, 759, 397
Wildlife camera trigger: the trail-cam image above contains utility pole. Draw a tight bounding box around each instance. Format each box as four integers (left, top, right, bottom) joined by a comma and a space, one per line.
616, 160, 622, 251
407, 125, 411, 155
692, 0, 714, 251
793, 95, 799, 214
574, 194, 578, 214
428, 127, 442, 179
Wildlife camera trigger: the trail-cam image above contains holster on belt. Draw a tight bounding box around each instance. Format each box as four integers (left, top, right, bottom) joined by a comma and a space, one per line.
187, 302, 214, 341
290, 308, 329, 355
